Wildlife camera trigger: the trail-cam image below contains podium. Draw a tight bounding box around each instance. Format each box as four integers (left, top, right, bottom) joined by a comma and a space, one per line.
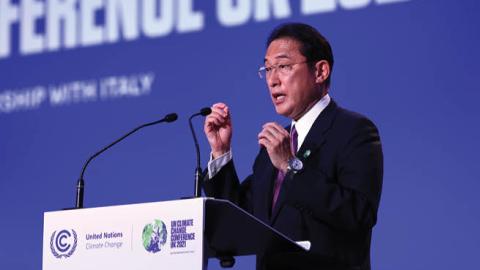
43, 198, 307, 270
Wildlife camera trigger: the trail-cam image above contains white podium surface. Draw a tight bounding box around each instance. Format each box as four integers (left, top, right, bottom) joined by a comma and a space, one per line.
43, 198, 205, 270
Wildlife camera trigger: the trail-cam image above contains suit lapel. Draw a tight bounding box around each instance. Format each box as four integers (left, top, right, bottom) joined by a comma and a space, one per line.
269, 100, 339, 225
297, 100, 338, 161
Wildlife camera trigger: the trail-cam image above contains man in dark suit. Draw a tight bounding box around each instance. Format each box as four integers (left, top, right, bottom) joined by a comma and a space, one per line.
203, 23, 383, 270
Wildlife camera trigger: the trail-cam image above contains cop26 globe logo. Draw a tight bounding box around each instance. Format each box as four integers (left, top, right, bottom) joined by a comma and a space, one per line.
142, 220, 167, 253
50, 229, 78, 258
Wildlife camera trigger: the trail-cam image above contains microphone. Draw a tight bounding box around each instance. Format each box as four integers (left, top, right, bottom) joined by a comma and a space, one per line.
75, 113, 178, 209
189, 107, 212, 197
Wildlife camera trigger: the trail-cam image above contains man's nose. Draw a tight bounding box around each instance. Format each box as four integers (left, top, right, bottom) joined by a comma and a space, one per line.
267, 69, 280, 88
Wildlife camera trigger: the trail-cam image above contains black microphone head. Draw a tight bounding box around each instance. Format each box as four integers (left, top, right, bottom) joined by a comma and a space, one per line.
200, 107, 212, 116
164, 113, 178, 122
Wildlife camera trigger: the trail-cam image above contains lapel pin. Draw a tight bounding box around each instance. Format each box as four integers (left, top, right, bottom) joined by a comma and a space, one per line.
303, 149, 311, 159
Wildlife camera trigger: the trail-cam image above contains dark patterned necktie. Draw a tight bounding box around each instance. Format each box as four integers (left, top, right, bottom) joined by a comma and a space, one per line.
272, 125, 298, 209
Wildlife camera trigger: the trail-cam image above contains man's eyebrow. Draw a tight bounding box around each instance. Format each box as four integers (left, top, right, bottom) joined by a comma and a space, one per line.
264, 54, 290, 63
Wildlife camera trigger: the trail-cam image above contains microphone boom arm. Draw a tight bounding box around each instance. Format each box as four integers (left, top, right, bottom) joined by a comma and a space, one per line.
75, 113, 177, 209
188, 107, 212, 198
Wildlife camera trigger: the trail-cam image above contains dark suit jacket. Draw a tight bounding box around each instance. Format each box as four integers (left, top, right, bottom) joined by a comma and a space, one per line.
204, 100, 383, 270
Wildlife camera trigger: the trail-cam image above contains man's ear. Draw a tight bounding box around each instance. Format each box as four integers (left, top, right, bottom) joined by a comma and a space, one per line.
314, 60, 330, 84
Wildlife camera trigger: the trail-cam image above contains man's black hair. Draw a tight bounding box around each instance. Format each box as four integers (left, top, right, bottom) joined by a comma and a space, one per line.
267, 23, 334, 88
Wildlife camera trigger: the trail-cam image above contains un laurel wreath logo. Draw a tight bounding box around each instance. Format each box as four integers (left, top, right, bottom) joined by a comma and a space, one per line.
50, 229, 78, 258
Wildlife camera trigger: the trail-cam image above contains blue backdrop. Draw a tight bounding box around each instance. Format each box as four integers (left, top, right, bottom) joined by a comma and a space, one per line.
1, 0, 479, 269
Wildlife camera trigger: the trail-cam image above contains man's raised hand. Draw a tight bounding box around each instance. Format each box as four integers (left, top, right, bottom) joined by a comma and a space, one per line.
258, 122, 293, 173
204, 103, 232, 158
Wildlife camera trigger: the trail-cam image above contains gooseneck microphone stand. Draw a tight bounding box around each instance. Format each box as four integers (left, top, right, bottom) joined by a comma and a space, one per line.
188, 107, 212, 197
75, 113, 178, 209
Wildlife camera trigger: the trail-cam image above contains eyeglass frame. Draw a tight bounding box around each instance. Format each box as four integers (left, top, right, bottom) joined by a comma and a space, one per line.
257, 61, 311, 79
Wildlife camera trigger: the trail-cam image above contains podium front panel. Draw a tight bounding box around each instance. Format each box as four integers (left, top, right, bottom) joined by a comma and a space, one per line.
43, 198, 205, 270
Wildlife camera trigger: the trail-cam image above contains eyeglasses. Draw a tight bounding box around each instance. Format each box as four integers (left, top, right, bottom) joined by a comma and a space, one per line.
258, 61, 309, 79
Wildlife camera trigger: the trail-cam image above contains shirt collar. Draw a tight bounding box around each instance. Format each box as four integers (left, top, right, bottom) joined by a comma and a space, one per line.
291, 94, 331, 151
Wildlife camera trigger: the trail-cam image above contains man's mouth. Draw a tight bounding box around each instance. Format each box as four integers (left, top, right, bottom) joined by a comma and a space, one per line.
272, 93, 286, 103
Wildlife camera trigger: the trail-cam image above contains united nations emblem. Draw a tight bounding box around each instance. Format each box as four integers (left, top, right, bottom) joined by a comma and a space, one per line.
142, 219, 167, 253
50, 229, 78, 258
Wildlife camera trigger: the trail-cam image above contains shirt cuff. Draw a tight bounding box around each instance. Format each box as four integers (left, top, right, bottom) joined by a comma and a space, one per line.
207, 149, 232, 179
